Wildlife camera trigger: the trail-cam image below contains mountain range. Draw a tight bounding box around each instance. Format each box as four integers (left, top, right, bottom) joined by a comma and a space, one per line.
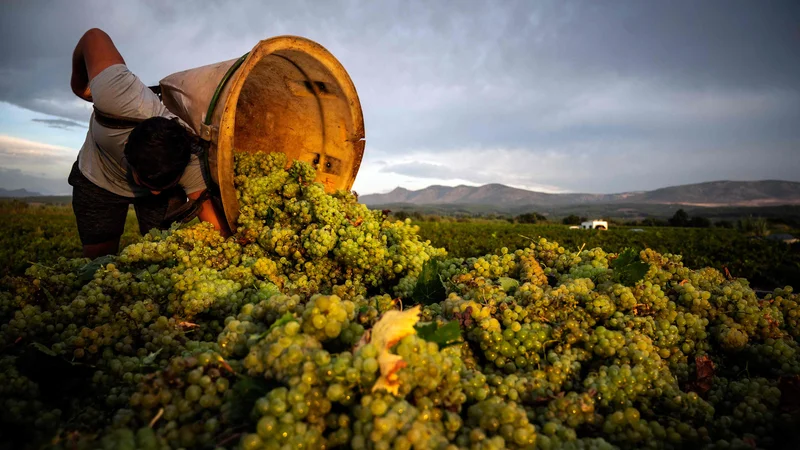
360, 180, 800, 208
0, 188, 41, 198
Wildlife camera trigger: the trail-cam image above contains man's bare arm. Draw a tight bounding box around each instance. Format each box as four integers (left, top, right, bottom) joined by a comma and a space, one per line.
187, 190, 232, 238
71, 28, 126, 102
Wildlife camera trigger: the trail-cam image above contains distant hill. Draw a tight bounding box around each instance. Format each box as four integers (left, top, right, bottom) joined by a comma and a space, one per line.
624, 180, 800, 206
361, 180, 800, 208
362, 184, 621, 206
0, 188, 41, 198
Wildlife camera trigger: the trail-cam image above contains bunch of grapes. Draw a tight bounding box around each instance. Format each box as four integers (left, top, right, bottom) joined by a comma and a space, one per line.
122, 351, 233, 448
459, 396, 538, 448
300, 294, 361, 343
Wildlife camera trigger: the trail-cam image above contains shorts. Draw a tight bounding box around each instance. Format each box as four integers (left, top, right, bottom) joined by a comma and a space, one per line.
68, 161, 187, 245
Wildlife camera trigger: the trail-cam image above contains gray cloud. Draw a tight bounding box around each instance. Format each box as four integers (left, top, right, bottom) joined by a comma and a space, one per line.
0, 167, 71, 195
31, 118, 86, 130
1, 0, 799, 194
0, 134, 75, 164
0, 134, 76, 193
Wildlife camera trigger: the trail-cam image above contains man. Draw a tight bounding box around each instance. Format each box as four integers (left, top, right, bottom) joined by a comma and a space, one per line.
69, 28, 229, 258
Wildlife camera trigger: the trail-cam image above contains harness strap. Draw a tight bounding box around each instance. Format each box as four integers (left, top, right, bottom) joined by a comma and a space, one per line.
92, 107, 145, 129
159, 189, 212, 228
92, 85, 162, 129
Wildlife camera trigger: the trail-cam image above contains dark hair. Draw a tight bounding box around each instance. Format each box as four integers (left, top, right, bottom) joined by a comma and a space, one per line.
124, 117, 192, 190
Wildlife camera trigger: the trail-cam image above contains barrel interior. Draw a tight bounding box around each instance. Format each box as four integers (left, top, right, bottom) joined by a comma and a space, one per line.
232, 50, 360, 191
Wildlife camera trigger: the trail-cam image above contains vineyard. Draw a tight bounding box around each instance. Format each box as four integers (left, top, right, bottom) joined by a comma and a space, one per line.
0, 154, 799, 450
5, 203, 798, 291
0, 201, 140, 276
416, 222, 800, 291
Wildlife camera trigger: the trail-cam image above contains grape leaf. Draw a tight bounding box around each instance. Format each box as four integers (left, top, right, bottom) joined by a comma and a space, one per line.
415, 320, 462, 348
226, 376, 276, 423
251, 313, 298, 342
269, 313, 297, 331
498, 277, 520, 293
30, 342, 90, 367
77, 255, 116, 284
39, 286, 57, 307
264, 208, 276, 227
611, 248, 649, 286
411, 259, 445, 305
142, 348, 163, 366
686, 355, 715, 397
27, 261, 53, 272
30, 342, 57, 357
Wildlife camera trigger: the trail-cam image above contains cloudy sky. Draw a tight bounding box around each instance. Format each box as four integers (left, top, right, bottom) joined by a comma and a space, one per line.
1, 0, 799, 195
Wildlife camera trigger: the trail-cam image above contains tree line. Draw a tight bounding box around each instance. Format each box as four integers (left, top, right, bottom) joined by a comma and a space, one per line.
389, 209, 790, 235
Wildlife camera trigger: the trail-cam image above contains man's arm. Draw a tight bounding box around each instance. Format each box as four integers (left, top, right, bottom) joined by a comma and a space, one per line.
187, 190, 232, 237
71, 28, 125, 102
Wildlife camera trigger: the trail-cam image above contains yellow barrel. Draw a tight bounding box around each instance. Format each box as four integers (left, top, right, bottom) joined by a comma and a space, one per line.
160, 36, 365, 231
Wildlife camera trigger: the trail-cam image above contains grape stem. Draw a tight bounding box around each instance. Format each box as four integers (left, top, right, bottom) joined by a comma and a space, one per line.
216, 426, 250, 447
2, 336, 23, 352
148, 407, 164, 428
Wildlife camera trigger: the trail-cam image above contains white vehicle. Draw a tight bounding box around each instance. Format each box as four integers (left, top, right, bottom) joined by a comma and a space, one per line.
580, 220, 608, 230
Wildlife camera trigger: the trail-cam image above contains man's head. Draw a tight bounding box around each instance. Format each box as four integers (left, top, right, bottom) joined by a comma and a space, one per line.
124, 117, 192, 194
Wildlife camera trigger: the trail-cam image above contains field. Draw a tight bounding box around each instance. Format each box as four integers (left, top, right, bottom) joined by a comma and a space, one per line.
415, 221, 800, 291
369, 202, 800, 224
1, 157, 800, 450
3, 201, 798, 291
0, 200, 140, 275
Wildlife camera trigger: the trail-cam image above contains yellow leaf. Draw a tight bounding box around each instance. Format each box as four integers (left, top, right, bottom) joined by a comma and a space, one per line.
371, 305, 421, 350
370, 305, 421, 395
372, 353, 406, 395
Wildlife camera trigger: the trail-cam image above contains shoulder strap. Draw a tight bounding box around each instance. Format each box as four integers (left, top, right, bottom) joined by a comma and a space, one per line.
160, 189, 212, 229
92, 107, 145, 129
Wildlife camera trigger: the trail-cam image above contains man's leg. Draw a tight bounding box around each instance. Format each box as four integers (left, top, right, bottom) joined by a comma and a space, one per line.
82, 239, 122, 259
68, 161, 131, 258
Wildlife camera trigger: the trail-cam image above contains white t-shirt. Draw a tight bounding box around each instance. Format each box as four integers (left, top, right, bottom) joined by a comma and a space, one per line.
77, 64, 207, 198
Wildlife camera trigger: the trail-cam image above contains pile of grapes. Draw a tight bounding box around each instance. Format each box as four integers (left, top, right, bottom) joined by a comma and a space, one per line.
1, 152, 799, 450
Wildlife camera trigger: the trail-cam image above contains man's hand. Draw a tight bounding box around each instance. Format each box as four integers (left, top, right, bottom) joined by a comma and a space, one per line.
71, 28, 125, 102
188, 190, 232, 238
